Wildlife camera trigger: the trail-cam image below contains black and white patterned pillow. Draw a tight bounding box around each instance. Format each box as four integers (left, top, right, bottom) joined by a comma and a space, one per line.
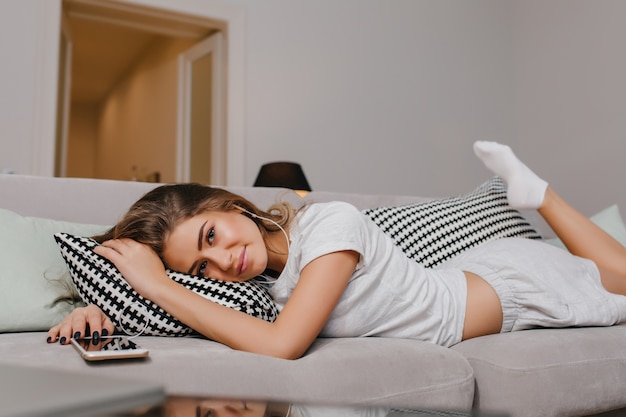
362, 177, 541, 268
54, 233, 279, 337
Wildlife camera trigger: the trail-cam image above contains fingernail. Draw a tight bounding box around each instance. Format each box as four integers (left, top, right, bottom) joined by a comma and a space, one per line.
60, 337, 66, 345
46, 336, 52, 343
92, 331, 99, 345
74, 331, 81, 340
102, 328, 108, 337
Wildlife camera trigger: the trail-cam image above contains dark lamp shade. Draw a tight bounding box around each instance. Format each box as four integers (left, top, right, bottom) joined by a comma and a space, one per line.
253, 162, 312, 191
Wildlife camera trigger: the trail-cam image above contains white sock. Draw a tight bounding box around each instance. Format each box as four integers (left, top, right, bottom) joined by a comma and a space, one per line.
473, 141, 548, 210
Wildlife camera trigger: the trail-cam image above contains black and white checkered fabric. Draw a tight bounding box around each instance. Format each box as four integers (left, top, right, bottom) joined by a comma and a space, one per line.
54, 233, 279, 337
362, 177, 542, 268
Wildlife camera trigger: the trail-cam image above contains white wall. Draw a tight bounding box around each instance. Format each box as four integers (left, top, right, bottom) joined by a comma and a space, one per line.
0, 1, 60, 176
511, 0, 626, 215
1, 0, 625, 216
235, 0, 515, 200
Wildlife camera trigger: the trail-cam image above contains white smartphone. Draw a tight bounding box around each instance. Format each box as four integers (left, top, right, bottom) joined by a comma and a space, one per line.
71, 335, 149, 362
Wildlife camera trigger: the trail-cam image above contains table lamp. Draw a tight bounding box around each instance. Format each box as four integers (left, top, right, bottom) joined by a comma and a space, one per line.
253, 162, 312, 197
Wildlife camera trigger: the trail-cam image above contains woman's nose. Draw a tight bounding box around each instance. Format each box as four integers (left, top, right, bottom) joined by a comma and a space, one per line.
208, 248, 233, 272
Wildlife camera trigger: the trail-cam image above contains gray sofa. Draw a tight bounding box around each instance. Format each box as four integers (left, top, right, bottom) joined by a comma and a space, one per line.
1, 173, 626, 417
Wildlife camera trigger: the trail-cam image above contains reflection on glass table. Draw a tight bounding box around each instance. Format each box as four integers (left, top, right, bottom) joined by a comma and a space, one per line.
119, 396, 507, 417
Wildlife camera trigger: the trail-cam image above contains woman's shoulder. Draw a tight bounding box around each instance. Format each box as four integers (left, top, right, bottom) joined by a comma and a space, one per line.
289, 201, 371, 267
305, 200, 360, 213
300, 201, 362, 221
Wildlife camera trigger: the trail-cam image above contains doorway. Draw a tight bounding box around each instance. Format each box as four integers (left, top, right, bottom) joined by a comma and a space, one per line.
58, 0, 227, 184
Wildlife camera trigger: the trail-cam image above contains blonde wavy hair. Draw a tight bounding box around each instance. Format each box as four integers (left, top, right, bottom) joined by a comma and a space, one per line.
93, 183, 298, 268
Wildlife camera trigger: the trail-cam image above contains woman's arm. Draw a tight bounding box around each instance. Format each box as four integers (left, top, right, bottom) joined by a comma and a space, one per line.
95, 239, 359, 359
155, 251, 357, 359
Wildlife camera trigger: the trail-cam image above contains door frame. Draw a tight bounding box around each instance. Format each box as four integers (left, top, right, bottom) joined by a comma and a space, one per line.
177, 32, 225, 184
55, 11, 74, 178
44, 0, 245, 185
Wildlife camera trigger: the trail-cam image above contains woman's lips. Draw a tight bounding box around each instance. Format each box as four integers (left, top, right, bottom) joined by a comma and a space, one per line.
237, 247, 248, 276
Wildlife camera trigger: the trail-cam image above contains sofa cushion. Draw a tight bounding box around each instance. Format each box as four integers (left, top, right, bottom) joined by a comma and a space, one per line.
0, 332, 476, 411
54, 233, 278, 337
362, 177, 542, 267
0, 208, 108, 332
452, 326, 626, 417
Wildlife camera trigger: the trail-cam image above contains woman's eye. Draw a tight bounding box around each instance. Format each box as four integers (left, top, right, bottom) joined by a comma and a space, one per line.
206, 227, 215, 245
196, 406, 213, 417
198, 261, 208, 278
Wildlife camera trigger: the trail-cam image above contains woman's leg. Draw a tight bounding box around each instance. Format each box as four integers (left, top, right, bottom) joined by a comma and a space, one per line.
539, 187, 626, 277
540, 188, 626, 295
474, 141, 626, 292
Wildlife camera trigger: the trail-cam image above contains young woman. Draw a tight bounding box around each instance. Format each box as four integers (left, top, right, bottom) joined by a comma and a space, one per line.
47, 142, 626, 359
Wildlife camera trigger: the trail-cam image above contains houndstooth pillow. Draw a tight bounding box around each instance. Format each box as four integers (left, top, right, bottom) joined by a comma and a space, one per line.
54, 233, 278, 337
362, 177, 541, 268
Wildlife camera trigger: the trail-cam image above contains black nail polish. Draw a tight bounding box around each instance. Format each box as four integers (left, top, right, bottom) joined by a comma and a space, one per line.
92, 331, 99, 345
46, 336, 52, 343
60, 337, 66, 345
102, 328, 108, 337
74, 331, 81, 340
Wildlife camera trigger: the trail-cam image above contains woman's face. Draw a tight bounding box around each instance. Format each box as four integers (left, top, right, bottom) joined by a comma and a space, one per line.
163, 210, 268, 282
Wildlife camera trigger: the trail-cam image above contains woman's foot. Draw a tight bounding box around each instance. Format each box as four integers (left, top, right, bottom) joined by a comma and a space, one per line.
473, 141, 548, 210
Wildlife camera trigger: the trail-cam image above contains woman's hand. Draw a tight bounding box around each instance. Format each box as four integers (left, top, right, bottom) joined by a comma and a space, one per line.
47, 304, 114, 345
94, 238, 171, 299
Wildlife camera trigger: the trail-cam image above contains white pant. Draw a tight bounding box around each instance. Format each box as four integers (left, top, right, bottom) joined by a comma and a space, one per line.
442, 238, 626, 332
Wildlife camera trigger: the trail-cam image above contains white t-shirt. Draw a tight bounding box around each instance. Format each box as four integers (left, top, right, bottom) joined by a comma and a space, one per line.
268, 202, 467, 347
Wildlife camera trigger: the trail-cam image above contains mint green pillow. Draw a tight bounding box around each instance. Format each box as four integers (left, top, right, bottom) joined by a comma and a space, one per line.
0, 208, 108, 332
545, 204, 626, 249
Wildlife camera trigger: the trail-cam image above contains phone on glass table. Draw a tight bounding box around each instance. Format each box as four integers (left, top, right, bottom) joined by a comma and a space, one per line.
71, 336, 149, 361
